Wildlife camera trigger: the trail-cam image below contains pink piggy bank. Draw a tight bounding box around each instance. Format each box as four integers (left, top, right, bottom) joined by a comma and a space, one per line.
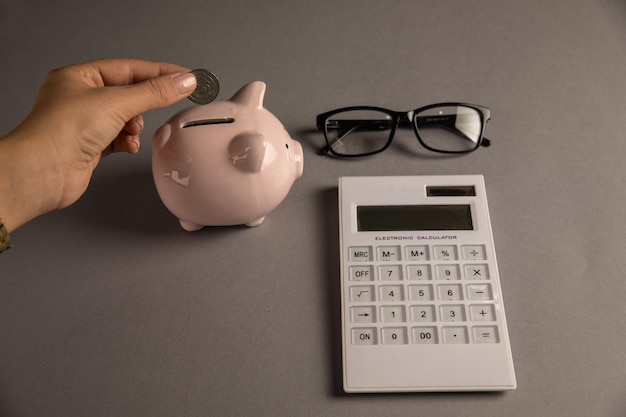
152, 81, 304, 231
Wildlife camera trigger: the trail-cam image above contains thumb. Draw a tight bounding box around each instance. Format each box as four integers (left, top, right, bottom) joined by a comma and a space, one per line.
118, 72, 197, 117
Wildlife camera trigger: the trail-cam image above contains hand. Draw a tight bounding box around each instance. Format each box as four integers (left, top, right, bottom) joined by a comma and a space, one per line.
0, 58, 198, 232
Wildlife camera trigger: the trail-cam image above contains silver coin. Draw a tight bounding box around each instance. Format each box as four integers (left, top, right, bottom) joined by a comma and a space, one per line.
188, 69, 219, 105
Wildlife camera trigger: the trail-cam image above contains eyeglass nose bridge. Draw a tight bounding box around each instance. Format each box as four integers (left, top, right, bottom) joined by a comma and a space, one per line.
401, 111, 414, 124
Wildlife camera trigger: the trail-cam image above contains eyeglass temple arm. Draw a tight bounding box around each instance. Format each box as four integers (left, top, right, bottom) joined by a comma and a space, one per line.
317, 118, 491, 154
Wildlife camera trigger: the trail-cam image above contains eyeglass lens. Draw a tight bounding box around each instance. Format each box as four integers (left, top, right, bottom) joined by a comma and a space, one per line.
414, 106, 482, 153
324, 106, 483, 156
324, 109, 394, 156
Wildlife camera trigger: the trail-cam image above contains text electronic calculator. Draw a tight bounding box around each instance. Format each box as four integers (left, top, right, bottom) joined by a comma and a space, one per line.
338, 175, 516, 392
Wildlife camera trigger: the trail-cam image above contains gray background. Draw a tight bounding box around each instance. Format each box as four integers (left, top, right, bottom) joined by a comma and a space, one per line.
1, 0, 626, 416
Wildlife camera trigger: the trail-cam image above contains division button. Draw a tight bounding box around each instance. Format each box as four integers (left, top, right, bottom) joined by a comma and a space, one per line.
462, 245, 486, 260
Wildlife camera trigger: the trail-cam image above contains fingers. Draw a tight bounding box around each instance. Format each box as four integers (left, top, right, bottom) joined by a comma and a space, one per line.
102, 115, 143, 157
90, 58, 191, 86
124, 114, 144, 136
68, 58, 197, 120
113, 71, 197, 121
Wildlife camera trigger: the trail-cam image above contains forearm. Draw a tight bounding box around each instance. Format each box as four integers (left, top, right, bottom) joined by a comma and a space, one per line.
0, 130, 56, 233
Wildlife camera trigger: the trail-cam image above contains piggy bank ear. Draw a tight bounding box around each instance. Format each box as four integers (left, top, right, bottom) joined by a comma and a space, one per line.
228, 133, 266, 173
230, 81, 266, 109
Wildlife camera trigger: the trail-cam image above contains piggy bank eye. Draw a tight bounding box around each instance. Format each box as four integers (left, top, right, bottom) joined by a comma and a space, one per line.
285, 143, 289, 149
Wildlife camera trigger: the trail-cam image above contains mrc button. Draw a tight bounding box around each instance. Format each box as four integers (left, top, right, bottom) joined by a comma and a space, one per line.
349, 246, 372, 261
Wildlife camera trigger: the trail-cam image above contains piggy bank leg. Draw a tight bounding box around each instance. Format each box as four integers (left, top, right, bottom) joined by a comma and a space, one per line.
180, 220, 204, 232
245, 217, 265, 227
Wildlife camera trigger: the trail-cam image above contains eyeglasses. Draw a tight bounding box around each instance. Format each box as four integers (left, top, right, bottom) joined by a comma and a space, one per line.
316, 103, 492, 157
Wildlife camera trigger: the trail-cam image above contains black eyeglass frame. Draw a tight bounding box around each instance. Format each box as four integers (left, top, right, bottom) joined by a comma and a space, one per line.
316, 103, 492, 157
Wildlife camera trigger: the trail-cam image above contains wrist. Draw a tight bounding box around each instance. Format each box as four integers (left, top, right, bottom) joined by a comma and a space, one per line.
0, 217, 11, 253
0, 130, 55, 232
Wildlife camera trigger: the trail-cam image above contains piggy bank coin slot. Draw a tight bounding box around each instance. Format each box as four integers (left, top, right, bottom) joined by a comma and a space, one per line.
182, 118, 235, 128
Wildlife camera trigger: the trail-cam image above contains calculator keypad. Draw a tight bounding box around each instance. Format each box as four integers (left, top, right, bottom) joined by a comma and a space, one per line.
347, 243, 499, 345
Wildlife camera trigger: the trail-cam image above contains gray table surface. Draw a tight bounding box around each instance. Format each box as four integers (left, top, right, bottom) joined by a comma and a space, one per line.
2, 1, 626, 416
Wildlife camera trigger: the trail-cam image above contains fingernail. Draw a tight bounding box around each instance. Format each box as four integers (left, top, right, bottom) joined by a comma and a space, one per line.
173, 73, 197, 96
131, 136, 141, 153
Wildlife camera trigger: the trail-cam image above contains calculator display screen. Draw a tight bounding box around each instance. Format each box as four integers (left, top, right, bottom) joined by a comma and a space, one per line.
357, 205, 473, 231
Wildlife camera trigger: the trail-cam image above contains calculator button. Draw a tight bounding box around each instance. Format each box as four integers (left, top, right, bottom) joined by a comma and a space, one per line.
408, 284, 433, 301
462, 245, 486, 260
434, 245, 458, 261
377, 246, 401, 261
350, 265, 374, 281
435, 264, 461, 280
380, 305, 406, 322
442, 326, 469, 344
472, 326, 499, 343
438, 284, 463, 301
440, 305, 466, 322
378, 265, 402, 281
351, 306, 376, 323
410, 305, 436, 322
469, 305, 496, 321
349, 246, 372, 262
352, 328, 377, 345
413, 327, 438, 344
407, 265, 431, 280
405, 245, 429, 261
379, 285, 404, 302
381, 327, 407, 345
350, 286, 375, 302
464, 264, 489, 280
467, 284, 493, 300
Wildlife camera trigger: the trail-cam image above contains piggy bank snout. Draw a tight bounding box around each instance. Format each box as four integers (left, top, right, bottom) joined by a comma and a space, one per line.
291, 139, 304, 178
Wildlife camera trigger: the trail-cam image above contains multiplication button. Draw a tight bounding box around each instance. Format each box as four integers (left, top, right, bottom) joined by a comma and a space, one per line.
464, 264, 489, 280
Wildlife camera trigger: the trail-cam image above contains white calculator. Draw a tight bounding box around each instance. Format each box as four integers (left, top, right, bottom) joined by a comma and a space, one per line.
338, 175, 516, 392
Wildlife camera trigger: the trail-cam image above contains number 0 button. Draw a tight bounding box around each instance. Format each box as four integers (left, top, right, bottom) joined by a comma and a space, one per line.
382, 327, 407, 344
